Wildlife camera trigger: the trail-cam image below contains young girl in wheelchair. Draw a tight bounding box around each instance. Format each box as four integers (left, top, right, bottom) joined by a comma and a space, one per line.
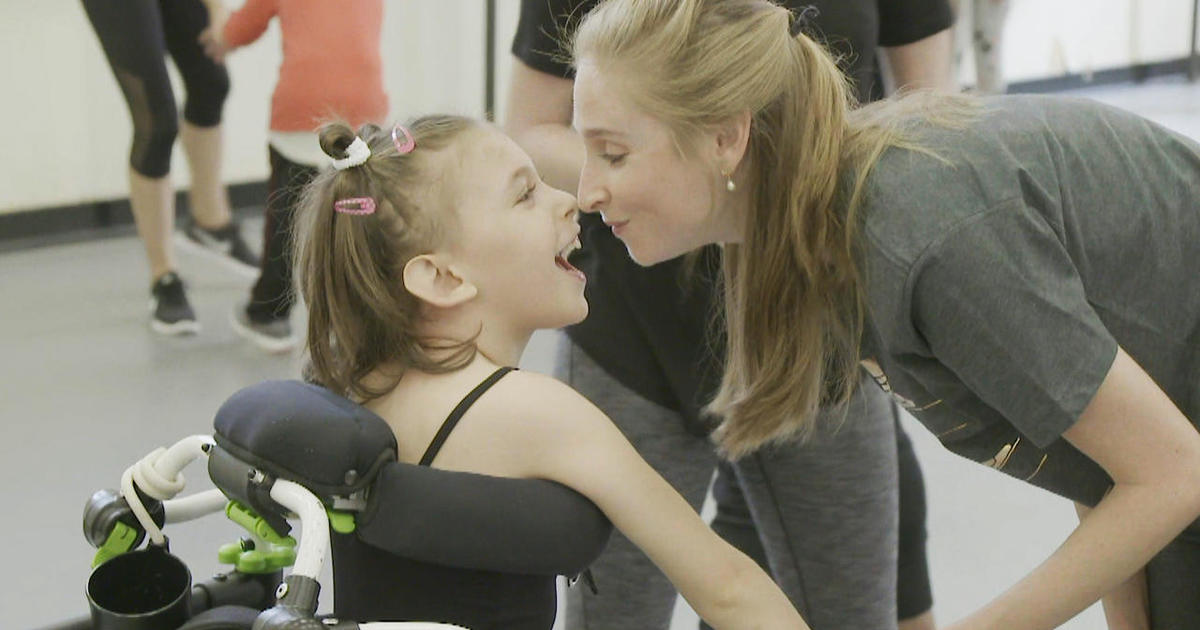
292, 116, 807, 630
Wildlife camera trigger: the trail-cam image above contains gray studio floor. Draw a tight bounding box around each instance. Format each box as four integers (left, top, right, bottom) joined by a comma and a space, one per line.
5, 77, 1200, 629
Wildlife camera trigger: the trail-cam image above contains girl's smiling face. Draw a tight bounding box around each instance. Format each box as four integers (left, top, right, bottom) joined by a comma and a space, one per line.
442, 125, 588, 333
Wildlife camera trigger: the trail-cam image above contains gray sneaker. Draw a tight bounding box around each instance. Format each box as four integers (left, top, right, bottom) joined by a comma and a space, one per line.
230, 302, 297, 353
176, 218, 260, 280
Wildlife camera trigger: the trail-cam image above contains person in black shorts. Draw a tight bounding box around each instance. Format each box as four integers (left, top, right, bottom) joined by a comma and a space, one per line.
506, 1, 953, 628
82, 0, 258, 335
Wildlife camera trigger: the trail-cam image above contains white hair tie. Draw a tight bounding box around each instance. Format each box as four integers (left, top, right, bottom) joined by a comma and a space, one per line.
331, 137, 371, 170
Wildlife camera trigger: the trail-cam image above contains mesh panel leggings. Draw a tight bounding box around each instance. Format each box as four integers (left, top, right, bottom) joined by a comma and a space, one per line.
82, 0, 229, 177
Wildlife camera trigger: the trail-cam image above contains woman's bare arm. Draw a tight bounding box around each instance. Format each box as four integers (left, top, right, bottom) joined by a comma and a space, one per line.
949, 348, 1200, 630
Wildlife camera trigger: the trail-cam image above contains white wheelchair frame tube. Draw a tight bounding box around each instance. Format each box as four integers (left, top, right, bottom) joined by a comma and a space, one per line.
120, 435, 472, 630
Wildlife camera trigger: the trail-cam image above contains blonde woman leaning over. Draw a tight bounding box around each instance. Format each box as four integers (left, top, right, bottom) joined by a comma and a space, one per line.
293, 116, 808, 630
570, 0, 1200, 628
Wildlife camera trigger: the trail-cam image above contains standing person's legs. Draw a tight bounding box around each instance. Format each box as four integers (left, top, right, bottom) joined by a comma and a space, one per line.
709, 460, 770, 572
128, 172, 177, 282
1145, 525, 1200, 629
178, 122, 230, 227
894, 410, 935, 630
971, 0, 1010, 94
554, 336, 718, 630
250, 147, 317, 322
704, 406, 934, 630
159, 0, 232, 230
82, 0, 180, 282
159, 0, 260, 278
233, 146, 316, 352
733, 383, 900, 630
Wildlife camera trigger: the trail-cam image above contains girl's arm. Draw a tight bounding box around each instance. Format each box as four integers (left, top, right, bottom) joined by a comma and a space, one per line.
1074, 503, 1150, 630
510, 374, 808, 630
950, 348, 1200, 630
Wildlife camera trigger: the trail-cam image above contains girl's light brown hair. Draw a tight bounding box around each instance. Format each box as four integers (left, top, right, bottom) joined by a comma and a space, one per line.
293, 115, 481, 401
573, 0, 975, 457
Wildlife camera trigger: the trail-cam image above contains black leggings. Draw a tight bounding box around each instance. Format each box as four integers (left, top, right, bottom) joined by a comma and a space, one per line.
247, 146, 318, 322
82, 0, 229, 178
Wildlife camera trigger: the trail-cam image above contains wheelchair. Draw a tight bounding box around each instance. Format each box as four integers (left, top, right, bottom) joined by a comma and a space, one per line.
42, 379, 612, 630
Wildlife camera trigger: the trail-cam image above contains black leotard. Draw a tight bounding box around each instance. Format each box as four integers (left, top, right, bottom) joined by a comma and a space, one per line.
332, 367, 559, 630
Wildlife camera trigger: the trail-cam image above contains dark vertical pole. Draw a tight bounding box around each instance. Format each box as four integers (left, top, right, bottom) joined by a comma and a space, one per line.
1191, 0, 1199, 81
485, 0, 497, 119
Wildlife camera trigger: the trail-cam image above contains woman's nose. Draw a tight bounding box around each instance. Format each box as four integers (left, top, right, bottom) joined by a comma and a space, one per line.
577, 174, 606, 214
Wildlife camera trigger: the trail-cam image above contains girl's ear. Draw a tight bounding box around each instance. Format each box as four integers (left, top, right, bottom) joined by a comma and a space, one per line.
402, 254, 478, 308
714, 109, 752, 174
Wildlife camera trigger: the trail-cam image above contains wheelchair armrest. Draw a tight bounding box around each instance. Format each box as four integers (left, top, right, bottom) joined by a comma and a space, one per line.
210, 379, 613, 577
356, 463, 613, 576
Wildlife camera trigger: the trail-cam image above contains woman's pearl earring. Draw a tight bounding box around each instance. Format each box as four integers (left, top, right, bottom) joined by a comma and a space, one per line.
724, 172, 737, 193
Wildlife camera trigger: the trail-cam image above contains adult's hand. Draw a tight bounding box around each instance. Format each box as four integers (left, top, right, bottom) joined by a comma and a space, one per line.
199, 0, 230, 63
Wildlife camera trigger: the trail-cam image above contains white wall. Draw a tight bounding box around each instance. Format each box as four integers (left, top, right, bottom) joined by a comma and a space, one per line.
960, 0, 1194, 86
1, 0, 519, 215
0, 0, 1194, 215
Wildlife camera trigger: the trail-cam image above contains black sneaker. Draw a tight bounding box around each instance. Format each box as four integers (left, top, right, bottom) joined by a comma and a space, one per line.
150, 272, 201, 335
230, 301, 298, 354
175, 218, 260, 279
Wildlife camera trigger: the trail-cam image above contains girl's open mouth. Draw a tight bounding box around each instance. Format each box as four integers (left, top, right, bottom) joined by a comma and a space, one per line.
555, 238, 586, 282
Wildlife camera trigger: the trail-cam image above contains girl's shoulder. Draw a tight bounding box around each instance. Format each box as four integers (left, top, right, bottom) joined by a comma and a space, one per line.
480, 369, 610, 432
423, 368, 619, 481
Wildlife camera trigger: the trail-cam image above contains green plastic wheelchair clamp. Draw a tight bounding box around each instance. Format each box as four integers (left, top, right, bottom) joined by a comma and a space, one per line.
236, 549, 270, 573
92, 521, 138, 568
217, 540, 247, 565
327, 509, 356, 534
225, 502, 292, 545
220, 501, 297, 573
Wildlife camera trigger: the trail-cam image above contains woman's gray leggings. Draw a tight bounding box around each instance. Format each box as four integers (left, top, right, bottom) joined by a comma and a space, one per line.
556, 337, 900, 630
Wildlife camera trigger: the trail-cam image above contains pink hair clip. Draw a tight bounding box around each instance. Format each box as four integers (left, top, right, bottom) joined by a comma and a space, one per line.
333, 197, 377, 216
392, 124, 416, 154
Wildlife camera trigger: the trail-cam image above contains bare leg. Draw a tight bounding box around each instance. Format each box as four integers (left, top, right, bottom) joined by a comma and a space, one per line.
898, 611, 936, 630
971, 0, 1010, 94
128, 168, 177, 281
178, 120, 232, 230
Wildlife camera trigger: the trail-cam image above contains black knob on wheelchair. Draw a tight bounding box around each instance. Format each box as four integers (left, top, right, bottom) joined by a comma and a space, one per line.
250, 574, 323, 630
83, 488, 165, 551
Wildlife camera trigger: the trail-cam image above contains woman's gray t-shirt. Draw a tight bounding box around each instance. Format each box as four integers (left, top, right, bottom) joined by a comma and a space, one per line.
859, 94, 1200, 506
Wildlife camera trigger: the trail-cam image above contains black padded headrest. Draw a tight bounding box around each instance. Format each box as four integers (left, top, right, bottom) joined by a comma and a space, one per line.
213, 380, 397, 500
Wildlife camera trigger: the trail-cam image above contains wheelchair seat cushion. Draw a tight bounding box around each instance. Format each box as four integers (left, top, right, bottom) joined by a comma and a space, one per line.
213, 380, 397, 498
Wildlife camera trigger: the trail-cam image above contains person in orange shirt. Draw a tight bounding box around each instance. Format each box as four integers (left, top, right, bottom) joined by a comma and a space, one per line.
201, 0, 389, 352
